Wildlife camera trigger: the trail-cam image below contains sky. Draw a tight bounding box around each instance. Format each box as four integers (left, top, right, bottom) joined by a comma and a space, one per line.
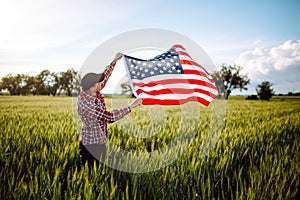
0, 0, 299, 95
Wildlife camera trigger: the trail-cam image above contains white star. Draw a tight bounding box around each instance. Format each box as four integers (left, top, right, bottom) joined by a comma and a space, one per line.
172, 66, 176, 70
144, 68, 149, 72
137, 61, 141, 64
157, 63, 162, 66
163, 66, 167, 70
166, 62, 171, 67
154, 67, 158, 70
143, 62, 147, 66
168, 70, 172, 73
177, 69, 181, 73
130, 64, 134, 68
175, 62, 180, 66
141, 74, 145, 78
159, 70, 164, 73
150, 71, 154, 75
132, 71, 136, 74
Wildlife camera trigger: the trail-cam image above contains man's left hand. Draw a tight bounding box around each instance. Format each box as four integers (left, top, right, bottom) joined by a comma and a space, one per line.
114, 52, 123, 62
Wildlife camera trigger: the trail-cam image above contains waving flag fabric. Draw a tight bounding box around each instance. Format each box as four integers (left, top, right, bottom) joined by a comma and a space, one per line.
123, 44, 218, 106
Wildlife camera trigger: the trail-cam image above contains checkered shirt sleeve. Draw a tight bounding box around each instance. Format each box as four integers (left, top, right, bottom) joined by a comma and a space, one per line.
77, 91, 131, 145
99, 61, 116, 89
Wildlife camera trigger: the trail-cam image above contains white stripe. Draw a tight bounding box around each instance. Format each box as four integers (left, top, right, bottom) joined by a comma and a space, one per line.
132, 74, 215, 85
181, 64, 212, 77
174, 47, 188, 53
138, 92, 214, 102
178, 54, 193, 61
182, 64, 210, 77
173, 46, 185, 50
133, 83, 218, 95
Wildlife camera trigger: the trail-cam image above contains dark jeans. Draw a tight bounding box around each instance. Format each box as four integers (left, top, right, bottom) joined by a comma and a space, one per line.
79, 142, 106, 167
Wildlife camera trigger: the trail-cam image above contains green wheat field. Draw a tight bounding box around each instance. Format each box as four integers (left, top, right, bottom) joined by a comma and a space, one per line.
0, 96, 299, 199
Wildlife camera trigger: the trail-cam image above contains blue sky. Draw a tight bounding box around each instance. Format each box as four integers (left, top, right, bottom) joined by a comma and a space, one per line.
0, 0, 299, 94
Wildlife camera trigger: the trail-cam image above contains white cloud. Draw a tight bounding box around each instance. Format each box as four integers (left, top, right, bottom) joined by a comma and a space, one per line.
270, 40, 300, 70
237, 40, 300, 93
0, 0, 157, 77
0, 0, 138, 50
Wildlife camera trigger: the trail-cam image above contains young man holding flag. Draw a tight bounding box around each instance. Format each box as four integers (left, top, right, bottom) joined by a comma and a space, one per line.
77, 53, 142, 167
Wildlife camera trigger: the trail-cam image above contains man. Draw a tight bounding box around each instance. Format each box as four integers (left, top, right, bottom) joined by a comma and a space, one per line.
77, 52, 142, 167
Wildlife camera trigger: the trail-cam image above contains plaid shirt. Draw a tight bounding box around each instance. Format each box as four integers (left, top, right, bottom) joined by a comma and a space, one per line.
77, 61, 131, 145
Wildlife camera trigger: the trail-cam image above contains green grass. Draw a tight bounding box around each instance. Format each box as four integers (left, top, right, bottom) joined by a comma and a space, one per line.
0, 96, 299, 199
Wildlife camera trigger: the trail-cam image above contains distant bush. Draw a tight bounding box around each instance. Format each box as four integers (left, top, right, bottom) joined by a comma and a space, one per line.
257, 81, 274, 100
287, 92, 300, 96
246, 95, 258, 100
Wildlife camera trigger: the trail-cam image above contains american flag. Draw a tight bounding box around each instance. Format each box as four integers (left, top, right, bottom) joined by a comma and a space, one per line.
123, 44, 218, 106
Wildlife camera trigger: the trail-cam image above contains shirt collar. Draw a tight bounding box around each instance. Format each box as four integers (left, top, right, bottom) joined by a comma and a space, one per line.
80, 90, 103, 99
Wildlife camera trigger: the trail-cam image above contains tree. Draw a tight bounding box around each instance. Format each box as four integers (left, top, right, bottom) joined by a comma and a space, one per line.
0, 74, 23, 95
256, 81, 274, 100
49, 72, 60, 96
20, 75, 35, 95
120, 82, 132, 95
216, 65, 250, 99
211, 72, 226, 98
59, 69, 78, 96
36, 70, 52, 95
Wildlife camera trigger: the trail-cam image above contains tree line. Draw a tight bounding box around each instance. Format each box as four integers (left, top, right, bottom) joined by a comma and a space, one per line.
1, 65, 277, 100
0, 69, 79, 96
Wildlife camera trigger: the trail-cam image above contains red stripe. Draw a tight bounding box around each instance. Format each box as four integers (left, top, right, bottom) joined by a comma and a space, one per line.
136, 88, 217, 98
142, 96, 211, 106
133, 79, 218, 91
181, 59, 201, 67
172, 44, 186, 50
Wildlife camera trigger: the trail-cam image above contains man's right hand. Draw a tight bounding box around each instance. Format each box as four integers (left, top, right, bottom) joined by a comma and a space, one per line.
129, 98, 142, 109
